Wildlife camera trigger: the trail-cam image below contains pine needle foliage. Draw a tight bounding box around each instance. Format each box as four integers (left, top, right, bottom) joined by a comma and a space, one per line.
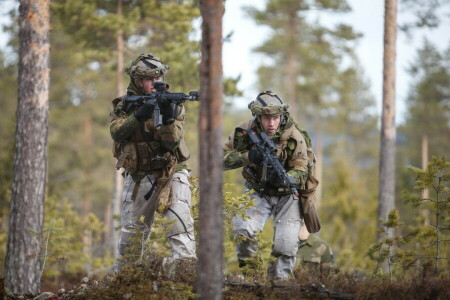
368, 209, 417, 279
402, 155, 450, 275
40, 196, 111, 280
368, 156, 450, 279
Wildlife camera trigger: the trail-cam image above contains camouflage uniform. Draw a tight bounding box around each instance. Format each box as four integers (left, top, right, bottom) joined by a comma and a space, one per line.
296, 234, 335, 269
224, 91, 310, 279
111, 53, 195, 273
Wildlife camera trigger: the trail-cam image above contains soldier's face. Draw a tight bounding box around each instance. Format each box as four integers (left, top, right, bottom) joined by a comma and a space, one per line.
138, 77, 162, 93
260, 115, 281, 135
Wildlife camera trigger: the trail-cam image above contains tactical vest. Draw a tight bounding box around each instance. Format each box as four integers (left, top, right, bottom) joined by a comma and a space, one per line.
225, 120, 315, 195
111, 96, 190, 175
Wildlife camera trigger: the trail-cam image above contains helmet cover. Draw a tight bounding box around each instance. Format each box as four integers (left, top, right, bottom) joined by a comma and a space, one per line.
248, 90, 289, 116
125, 53, 169, 79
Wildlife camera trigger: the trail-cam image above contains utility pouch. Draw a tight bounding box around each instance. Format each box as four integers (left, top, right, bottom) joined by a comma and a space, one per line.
176, 139, 190, 162
299, 174, 321, 233
155, 155, 177, 214
114, 143, 138, 171
136, 142, 153, 171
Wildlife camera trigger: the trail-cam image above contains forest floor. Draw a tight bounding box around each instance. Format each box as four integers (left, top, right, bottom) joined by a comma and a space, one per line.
1, 258, 450, 299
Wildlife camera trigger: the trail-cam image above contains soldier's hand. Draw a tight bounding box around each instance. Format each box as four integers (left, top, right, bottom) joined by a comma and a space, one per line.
248, 148, 263, 164
134, 102, 154, 121
160, 102, 178, 125
268, 169, 285, 187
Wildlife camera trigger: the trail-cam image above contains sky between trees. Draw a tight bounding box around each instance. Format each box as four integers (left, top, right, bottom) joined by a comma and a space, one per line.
222, 0, 450, 123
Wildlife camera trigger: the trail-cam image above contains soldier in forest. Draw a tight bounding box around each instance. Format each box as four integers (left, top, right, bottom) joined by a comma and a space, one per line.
224, 91, 313, 280
110, 53, 196, 273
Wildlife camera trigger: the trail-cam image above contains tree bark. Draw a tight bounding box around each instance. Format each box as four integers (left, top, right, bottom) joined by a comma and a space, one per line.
421, 132, 429, 199
314, 121, 324, 207
4, 0, 50, 295
110, 0, 125, 259
378, 0, 397, 245
286, 9, 299, 119
82, 109, 92, 274
197, 1, 224, 299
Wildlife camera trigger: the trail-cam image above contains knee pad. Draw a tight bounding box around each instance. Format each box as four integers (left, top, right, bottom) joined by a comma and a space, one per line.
272, 237, 298, 257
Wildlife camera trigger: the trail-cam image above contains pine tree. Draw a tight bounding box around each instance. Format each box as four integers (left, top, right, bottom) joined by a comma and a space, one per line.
378, 0, 398, 266
402, 156, 450, 274
197, 0, 224, 298
5, 0, 50, 295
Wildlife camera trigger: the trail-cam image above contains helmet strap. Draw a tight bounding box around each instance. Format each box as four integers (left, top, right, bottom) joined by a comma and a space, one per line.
256, 95, 268, 106
140, 58, 158, 69
257, 92, 283, 105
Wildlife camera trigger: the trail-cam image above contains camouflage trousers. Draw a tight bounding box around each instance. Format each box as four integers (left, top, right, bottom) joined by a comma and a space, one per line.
232, 191, 302, 280
114, 169, 196, 273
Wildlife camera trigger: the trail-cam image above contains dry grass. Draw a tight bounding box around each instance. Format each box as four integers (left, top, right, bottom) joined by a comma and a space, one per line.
1, 259, 449, 299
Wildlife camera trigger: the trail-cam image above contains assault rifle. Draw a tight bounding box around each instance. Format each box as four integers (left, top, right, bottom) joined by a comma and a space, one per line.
247, 128, 298, 195
123, 81, 199, 126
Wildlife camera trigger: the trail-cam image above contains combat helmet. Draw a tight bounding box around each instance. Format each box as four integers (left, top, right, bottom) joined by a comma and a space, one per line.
125, 53, 169, 79
248, 90, 289, 116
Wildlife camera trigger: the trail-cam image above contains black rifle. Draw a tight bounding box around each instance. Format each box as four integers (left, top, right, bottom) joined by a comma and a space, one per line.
247, 128, 298, 195
123, 81, 199, 126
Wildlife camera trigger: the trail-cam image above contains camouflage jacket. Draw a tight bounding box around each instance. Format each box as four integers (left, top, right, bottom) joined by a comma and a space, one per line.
110, 84, 189, 175
223, 116, 309, 195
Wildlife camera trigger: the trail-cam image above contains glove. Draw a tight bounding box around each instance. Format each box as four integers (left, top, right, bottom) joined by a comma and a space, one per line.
267, 169, 285, 187
248, 148, 263, 164
134, 102, 154, 121
160, 102, 179, 125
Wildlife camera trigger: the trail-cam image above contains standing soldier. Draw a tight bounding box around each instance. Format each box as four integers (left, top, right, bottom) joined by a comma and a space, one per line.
224, 91, 313, 280
110, 53, 196, 273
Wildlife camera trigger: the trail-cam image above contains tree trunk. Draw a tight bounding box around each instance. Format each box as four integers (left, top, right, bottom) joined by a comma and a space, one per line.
286, 9, 299, 119
197, 1, 224, 299
378, 0, 397, 247
82, 109, 92, 274
421, 132, 429, 199
314, 121, 324, 207
110, 0, 125, 259
4, 0, 50, 295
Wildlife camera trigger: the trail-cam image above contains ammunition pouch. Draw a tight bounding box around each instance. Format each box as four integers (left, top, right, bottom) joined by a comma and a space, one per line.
113, 140, 175, 173
113, 142, 137, 171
